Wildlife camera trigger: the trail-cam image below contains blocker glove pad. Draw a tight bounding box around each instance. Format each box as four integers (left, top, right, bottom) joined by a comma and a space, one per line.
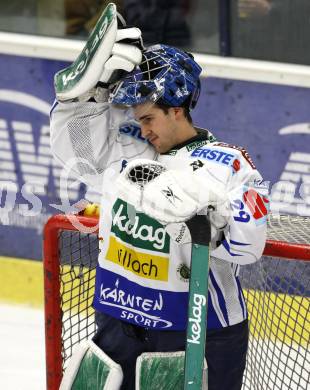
55, 3, 143, 101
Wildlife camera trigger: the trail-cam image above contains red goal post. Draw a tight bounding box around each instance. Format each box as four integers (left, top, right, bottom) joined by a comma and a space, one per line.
43, 213, 310, 390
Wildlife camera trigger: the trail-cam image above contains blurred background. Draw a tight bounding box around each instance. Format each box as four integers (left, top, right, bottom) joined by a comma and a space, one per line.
1, 0, 310, 63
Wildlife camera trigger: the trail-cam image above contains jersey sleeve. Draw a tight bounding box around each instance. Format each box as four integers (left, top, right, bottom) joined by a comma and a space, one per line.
49, 100, 132, 188
210, 154, 269, 265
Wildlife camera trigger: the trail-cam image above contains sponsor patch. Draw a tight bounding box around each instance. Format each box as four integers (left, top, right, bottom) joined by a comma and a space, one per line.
186, 139, 211, 152
243, 189, 269, 220
94, 267, 191, 330
231, 189, 269, 224
106, 236, 169, 281
232, 159, 241, 172
190, 147, 236, 167
119, 123, 148, 143
187, 293, 207, 345
112, 199, 169, 253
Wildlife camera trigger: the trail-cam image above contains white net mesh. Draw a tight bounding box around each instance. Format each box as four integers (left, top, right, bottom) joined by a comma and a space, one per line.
126, 162, 166, 186
267, 214, 310, 244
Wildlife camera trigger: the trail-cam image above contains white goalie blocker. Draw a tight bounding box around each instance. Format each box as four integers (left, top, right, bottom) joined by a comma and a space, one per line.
54, 2, 142, 101
59, 340, 123, 390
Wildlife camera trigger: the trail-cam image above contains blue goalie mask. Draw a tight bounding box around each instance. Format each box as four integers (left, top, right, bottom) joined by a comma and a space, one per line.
109, 44, 202, 110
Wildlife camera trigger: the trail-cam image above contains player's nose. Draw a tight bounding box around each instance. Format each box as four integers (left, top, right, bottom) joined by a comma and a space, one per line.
140, 124, 151, 139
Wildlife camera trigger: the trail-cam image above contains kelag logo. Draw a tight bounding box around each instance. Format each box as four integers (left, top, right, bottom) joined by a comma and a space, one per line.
0, 89, 98, 231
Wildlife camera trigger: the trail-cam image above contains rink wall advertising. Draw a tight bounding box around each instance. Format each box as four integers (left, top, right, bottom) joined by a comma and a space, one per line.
0, 53, 310, 259
0, 54, 94, 259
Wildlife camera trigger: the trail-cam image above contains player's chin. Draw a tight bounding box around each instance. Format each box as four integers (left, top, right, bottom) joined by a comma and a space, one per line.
151, 138, 161, 151
151, 137, 169, 153
153, 142, 166, 153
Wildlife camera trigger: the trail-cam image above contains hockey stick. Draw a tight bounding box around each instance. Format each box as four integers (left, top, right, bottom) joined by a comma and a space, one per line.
184, 215, 211, 390
135, 215, 211, 390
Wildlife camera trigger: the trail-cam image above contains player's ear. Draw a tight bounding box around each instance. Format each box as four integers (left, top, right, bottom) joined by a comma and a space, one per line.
172, 107, 184, 120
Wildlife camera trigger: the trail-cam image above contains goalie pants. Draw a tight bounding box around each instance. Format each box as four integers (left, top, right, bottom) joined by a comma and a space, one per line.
93, 312, 248, 390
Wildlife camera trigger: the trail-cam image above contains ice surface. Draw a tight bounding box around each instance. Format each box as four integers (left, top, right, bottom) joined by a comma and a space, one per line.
0, 304, 46, 390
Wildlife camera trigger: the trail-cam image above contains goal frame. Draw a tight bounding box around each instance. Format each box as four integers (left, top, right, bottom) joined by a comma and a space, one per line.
43, 214, 99, 390
43, 213, 310, 390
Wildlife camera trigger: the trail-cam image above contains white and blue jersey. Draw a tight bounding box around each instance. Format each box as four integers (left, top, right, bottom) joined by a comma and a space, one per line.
50, 101, 268, 331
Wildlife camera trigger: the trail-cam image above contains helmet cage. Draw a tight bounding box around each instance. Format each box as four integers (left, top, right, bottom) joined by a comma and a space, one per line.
109, 44, 202, 110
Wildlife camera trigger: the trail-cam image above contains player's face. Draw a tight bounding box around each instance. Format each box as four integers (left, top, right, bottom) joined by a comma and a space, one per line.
134, 103, 180, 153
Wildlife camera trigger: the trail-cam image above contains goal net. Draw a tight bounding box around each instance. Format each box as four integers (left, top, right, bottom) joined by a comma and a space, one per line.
43, 213, 309, 390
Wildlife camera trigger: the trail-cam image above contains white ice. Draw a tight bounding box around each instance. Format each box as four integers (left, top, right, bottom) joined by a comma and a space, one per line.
0, 304, 46, 390
0, 303, 308, 390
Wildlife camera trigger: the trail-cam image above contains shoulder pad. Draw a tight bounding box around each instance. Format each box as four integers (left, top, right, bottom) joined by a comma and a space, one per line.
213, 142, 256, 170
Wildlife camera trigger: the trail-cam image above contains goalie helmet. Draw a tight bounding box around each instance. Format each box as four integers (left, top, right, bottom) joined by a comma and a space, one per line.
109, 44, 202, 110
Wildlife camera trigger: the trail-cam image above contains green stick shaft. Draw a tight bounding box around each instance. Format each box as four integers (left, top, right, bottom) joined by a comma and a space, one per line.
184, 243, 210, 390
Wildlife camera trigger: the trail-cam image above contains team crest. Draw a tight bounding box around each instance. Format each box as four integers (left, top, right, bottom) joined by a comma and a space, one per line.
177, 264, 190, 282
